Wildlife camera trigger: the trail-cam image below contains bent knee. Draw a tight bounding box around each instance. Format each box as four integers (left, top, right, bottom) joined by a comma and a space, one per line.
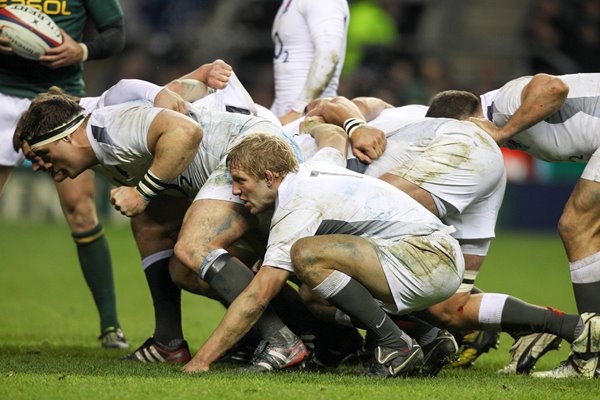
173, 240, 197, 272
557, 207, 586, 245
290, 238, 319, 278
64, 201, 99, 232
428, 292, 472, 329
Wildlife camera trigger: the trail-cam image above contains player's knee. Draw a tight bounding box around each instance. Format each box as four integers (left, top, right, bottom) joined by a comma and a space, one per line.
62, 198, 98, 232
428, 293, 470, 329
173, 240, 196, 272
557, 208, 581, 245
290, 238, 318, 279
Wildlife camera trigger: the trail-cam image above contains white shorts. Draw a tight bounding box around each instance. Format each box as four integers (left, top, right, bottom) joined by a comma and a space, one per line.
0, 92, 30, 166
582, 146, 600, 182
194, 120, 303, 203
372, 126, 506, 244
373, 230, 464, 314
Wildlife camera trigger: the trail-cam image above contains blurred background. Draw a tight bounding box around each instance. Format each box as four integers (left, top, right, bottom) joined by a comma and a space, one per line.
1, 0, 595, 230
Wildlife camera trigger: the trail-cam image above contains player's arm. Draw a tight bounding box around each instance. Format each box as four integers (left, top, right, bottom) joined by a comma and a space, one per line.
309, 96, 386, 163
41, 18, 125, 69
109, 109, 202, 216
160, 59, 234, 107
171, 59, 233, 91
309, 122, 349, 160
472, 74, 569, 144
351, 97, 394, 121
95, 79, 189, 114
280, 0, 348, 125
183, 266, 290, 372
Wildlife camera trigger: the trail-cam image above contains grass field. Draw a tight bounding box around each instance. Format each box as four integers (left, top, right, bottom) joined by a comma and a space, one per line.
0, 222, 596, 399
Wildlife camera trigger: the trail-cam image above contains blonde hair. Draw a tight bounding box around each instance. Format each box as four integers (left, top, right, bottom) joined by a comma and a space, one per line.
13, 86, 83, 150
226, 133, 299, 180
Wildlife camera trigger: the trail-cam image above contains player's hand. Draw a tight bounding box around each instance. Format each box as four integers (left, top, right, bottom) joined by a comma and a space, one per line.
305, 97, 333, 116
0, 30, 14, 55
154, 88, 189, 114
182, 357, 210, 373
350, 125, 387, 163
109, 186, 148, 217
204, 59, 232, 90
309, 96, 365, 127
469, 117, 506, 144
40, 29, 82, 69
299, 115, 325, 134
21, 141, 52, 172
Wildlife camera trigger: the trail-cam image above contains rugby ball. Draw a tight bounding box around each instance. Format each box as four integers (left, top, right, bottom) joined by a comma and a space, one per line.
0, 5, 63, 60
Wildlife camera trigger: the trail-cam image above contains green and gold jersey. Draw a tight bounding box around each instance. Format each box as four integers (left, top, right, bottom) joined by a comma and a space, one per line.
0, 0, 123, 98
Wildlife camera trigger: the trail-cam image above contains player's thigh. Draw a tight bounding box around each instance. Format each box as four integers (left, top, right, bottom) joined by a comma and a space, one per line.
175, 199, 257, 268
131, 195, 190, 257
562, 178, 600, 228
54, 170, 98, 231
292, 234, 392, 303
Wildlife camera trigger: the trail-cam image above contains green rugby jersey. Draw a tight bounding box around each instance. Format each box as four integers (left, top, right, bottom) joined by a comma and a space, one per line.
0, 0, 123, 98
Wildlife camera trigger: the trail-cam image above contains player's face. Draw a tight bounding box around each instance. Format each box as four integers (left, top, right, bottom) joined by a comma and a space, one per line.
230, 166, 275, 214
31, 139, 82, 182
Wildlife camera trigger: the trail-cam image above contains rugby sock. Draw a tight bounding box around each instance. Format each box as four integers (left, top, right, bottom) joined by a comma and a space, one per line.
478, 293, 583, 343
313, 271, 412, 351
142, 251, 183, 348
72, 224, 120, 332
392, 315, 440, 347
200, 249, 297, 346
270, 283, 364, 359
270, 283, 322, 337
570, 252, 600, 313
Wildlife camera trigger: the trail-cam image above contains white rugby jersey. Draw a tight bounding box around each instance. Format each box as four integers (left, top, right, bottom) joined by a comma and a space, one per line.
368, 105, 429, 133
271, 0, 349, 117
79, 79, 162, 113
87, 102, 294, 198
262, 147, 451, 272
365, 117, 506, 243
287, 104, 428, 162
482, 73, 600, 162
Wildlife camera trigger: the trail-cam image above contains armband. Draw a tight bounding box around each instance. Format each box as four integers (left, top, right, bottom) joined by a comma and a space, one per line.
136, 170, 168, 202
343, 117, 366, 139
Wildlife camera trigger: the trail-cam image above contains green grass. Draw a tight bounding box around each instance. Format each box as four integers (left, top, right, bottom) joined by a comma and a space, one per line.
0, 223, 595, 399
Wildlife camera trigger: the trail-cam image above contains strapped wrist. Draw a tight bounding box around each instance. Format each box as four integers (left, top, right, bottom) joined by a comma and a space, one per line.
343, 117, 366, 139
136, 170, 168, 202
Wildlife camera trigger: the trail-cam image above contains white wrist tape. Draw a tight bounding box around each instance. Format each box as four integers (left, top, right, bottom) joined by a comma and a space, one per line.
343, 117, 366, 139
136, 170, 168, 201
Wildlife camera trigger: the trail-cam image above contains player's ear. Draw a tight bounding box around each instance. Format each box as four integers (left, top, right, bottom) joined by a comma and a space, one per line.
264, 170, 276, 187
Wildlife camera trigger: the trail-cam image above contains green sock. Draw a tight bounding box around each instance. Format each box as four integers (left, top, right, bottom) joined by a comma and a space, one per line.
72, 224, 120, 333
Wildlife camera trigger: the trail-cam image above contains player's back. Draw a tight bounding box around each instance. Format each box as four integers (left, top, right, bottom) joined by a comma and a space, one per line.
485, 74, 600, 162
276, 149, 448, 240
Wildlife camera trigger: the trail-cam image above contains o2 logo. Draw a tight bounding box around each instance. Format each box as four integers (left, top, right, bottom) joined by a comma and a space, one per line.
273, 32, 289, 63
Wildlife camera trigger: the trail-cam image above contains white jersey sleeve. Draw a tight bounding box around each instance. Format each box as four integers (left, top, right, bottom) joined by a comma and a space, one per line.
263, 205, 322, 272
87, 103, 163, 187
486, 74, 600, 162
81, 80, 162, 113
271, 0, 349, 117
